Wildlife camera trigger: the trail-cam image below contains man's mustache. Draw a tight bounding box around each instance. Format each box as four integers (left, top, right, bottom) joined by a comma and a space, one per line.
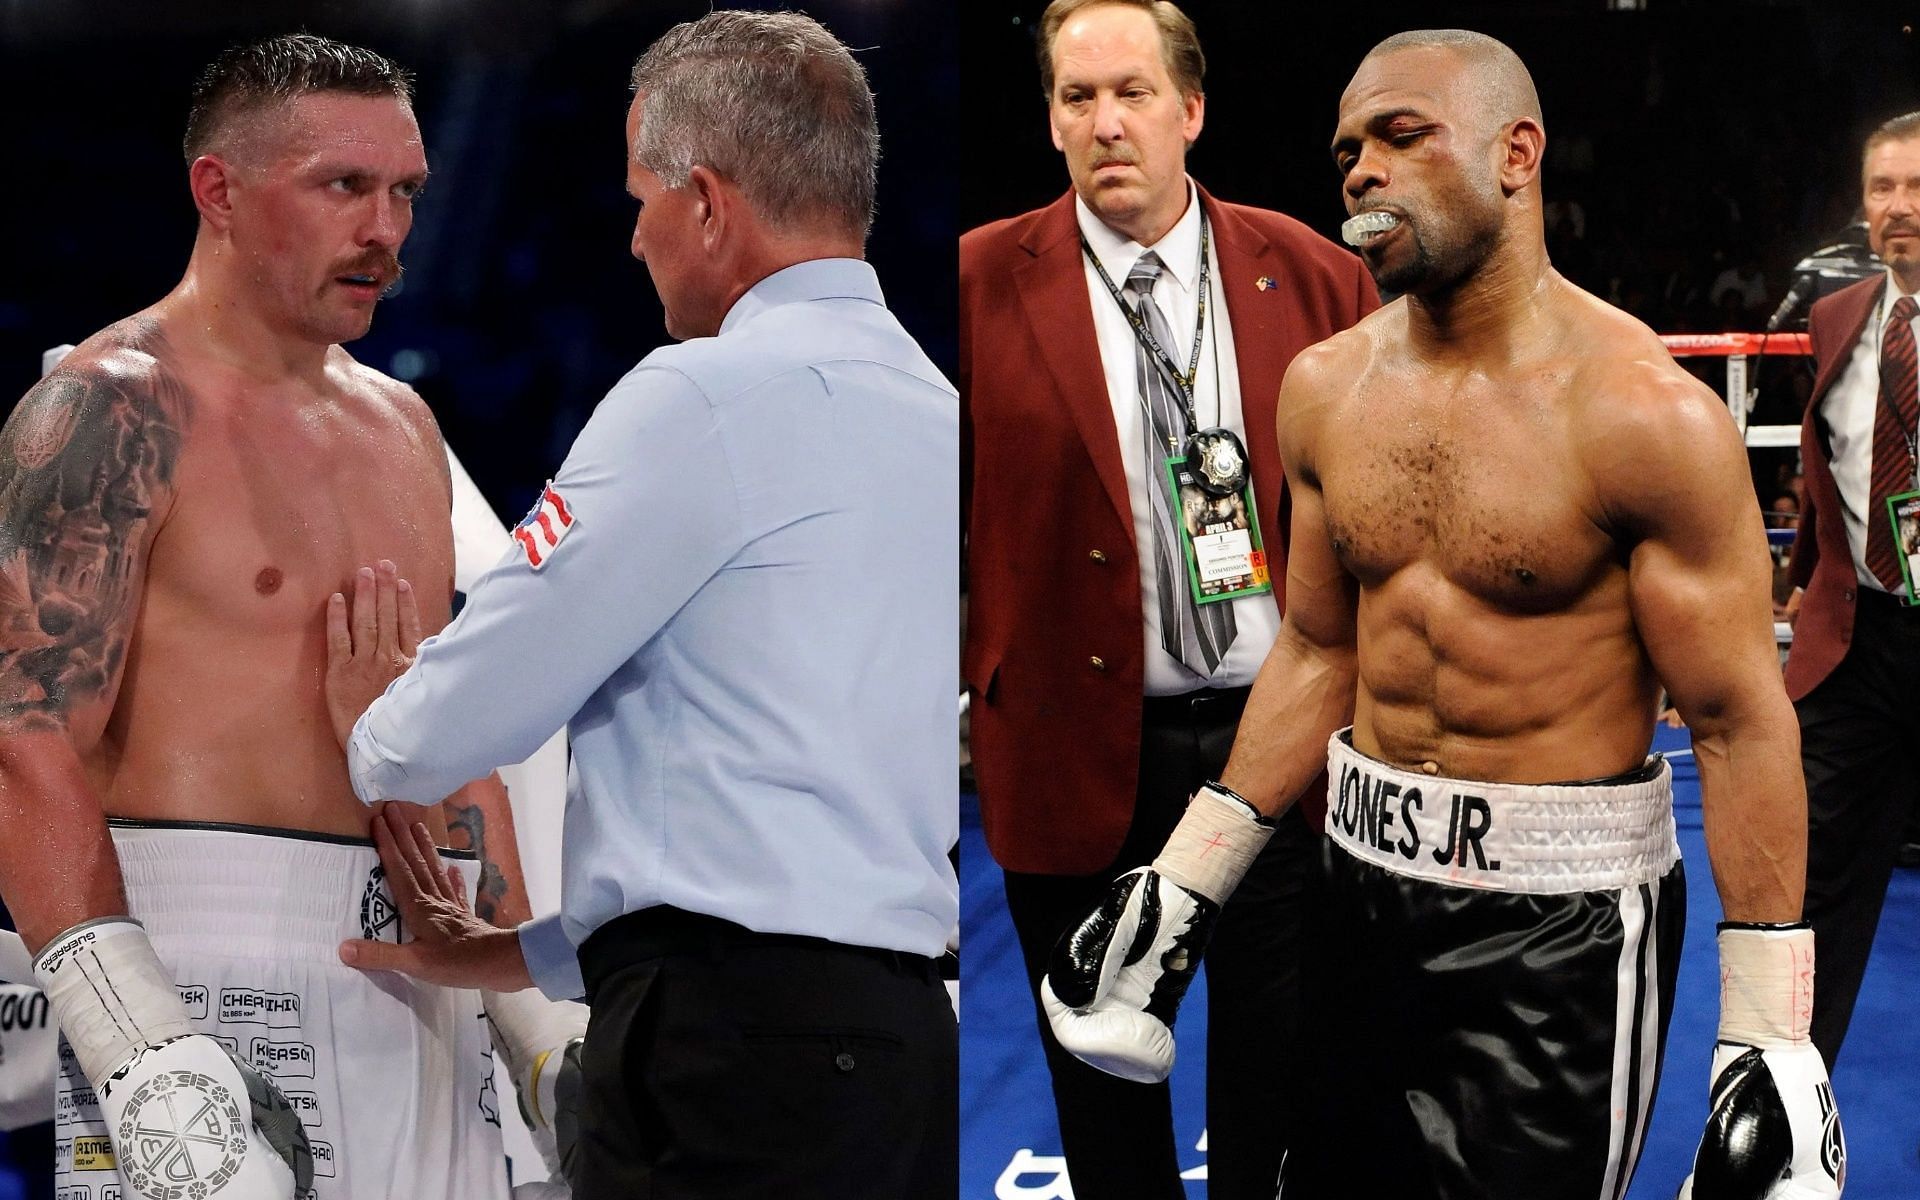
329, 251, 404, 287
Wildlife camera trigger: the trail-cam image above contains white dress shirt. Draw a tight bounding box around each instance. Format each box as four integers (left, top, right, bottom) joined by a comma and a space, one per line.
1076, 181, 1281, 694
1821, 270, 1920, 592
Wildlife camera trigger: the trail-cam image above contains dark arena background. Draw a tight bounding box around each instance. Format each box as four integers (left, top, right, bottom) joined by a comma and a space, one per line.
959, 1, 1920, 1198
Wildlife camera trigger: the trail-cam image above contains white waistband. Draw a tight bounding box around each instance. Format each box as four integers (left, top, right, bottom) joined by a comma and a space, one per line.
110, 820, 476, 958
1324, 732, 1680, 895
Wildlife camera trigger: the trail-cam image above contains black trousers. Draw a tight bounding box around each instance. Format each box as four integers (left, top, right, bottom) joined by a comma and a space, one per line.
1001, 687, 1317, 1200
1797, 585, 1920, 1065
569, 907, 958, 1199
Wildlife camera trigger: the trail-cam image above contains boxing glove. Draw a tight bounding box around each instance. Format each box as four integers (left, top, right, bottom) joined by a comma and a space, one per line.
1041, 784, 1272, 1084
34, 918, 313, 1200
1678, 924, 1845, 1200
485, 987, 588, 1185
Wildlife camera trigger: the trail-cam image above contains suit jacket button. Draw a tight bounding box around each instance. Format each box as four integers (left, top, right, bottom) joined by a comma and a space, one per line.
1844, 589, 1854, 602
1089, 549, 1108, 563
1089, 656, 1106, 671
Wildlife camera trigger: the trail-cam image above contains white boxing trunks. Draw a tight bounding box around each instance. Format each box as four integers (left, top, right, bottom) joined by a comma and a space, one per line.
54, 819, 510, 1200
1283, 731, 1686, 1200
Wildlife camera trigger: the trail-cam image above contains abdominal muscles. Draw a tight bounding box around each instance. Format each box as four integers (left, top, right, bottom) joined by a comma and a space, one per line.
1352, 562, 1661, 784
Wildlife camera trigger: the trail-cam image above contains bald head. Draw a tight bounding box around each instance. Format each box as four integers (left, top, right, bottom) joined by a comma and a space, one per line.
1333, 29, 1547, 297
1363, 30, 1541, 137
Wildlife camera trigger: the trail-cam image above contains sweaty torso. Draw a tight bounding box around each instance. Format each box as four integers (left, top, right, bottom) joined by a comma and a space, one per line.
80, 315, 456, 836
1307, 299, 1662, 783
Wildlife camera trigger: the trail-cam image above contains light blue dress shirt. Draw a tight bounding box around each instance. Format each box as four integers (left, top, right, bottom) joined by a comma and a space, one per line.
347, 258, 960, 1000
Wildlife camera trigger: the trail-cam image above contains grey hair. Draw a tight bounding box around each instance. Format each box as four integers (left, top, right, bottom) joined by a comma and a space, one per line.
629, 10, 878, 238
1865, 111, 1920, 176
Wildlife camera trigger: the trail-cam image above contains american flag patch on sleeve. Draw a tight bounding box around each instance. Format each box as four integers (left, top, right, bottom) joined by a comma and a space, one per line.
513, 483, 576, 570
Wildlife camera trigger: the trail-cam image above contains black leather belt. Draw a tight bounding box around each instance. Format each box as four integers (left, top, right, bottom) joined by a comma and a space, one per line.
578, 905, 940, 1004
1141, 684, 1252, 725
1856, 584, 1920, 617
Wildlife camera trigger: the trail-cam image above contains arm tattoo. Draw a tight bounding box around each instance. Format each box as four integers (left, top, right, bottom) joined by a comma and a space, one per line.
444, 798, 514, 925
0, 330, 188, 732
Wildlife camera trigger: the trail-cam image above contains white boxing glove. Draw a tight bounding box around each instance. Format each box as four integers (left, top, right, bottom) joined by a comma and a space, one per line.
1041, 784, 1273, 1084
34, 918, 313, 1199
1678, 924, 1845, 1200
485, 986, 588, 1187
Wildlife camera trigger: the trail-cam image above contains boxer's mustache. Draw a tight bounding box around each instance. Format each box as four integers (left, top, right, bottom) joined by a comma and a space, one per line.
330, 250, 403, 286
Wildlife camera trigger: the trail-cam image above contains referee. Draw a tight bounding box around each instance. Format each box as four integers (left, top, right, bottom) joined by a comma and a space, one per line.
325, 12, 958, 1197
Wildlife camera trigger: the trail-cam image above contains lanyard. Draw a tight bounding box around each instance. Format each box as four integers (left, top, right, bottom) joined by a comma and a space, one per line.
1082, 208, 1212, 431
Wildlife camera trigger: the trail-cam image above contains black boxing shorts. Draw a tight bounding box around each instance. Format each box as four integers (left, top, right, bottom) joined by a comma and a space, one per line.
1281, 730, 1686, 1200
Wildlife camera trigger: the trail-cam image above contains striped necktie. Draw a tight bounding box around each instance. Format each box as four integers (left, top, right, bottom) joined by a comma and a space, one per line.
1125, 251, 1235, 674
1868, 294, 1920, 591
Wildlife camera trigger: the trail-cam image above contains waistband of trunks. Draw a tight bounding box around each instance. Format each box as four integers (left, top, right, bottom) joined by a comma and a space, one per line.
1323, 730, 1680, 895
107, 817, 477, 958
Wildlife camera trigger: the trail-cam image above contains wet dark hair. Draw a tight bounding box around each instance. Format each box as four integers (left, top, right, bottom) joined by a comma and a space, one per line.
183, 33, 413, 163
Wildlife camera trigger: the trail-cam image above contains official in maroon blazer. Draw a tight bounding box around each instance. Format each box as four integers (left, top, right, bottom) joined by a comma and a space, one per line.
959, 3, 1375, 1196
1783, 110, 1920, 1068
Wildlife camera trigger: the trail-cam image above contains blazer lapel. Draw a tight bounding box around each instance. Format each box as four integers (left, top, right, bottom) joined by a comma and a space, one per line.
1810, 277, 1884, 411
1014, 193, 1134, 532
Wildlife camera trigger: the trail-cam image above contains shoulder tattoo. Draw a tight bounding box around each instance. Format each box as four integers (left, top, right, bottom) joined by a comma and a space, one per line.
0, 343, 190, 730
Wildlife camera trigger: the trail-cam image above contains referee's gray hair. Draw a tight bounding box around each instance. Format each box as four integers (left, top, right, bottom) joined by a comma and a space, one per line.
630, 10, 877, 239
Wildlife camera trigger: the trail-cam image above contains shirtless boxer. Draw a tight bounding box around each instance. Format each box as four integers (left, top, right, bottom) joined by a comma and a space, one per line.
1045, 30, 1846, 1200
0, 35, 577, 1200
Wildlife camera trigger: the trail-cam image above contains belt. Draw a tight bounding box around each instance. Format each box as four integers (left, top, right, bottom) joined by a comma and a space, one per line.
1856, 583, 1920, 617
1141, 684, 1252, 725
577, 906, 939, 1005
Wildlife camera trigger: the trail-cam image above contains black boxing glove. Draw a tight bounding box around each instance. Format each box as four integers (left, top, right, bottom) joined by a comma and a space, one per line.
1677, 923, 1845, 1200
1040, 784, 1272, 1083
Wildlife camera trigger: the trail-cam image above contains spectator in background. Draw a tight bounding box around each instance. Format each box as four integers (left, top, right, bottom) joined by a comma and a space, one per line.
1769, 492, 1802, 531
1711, 255, 1768, 326
328, 13, 960, 1196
